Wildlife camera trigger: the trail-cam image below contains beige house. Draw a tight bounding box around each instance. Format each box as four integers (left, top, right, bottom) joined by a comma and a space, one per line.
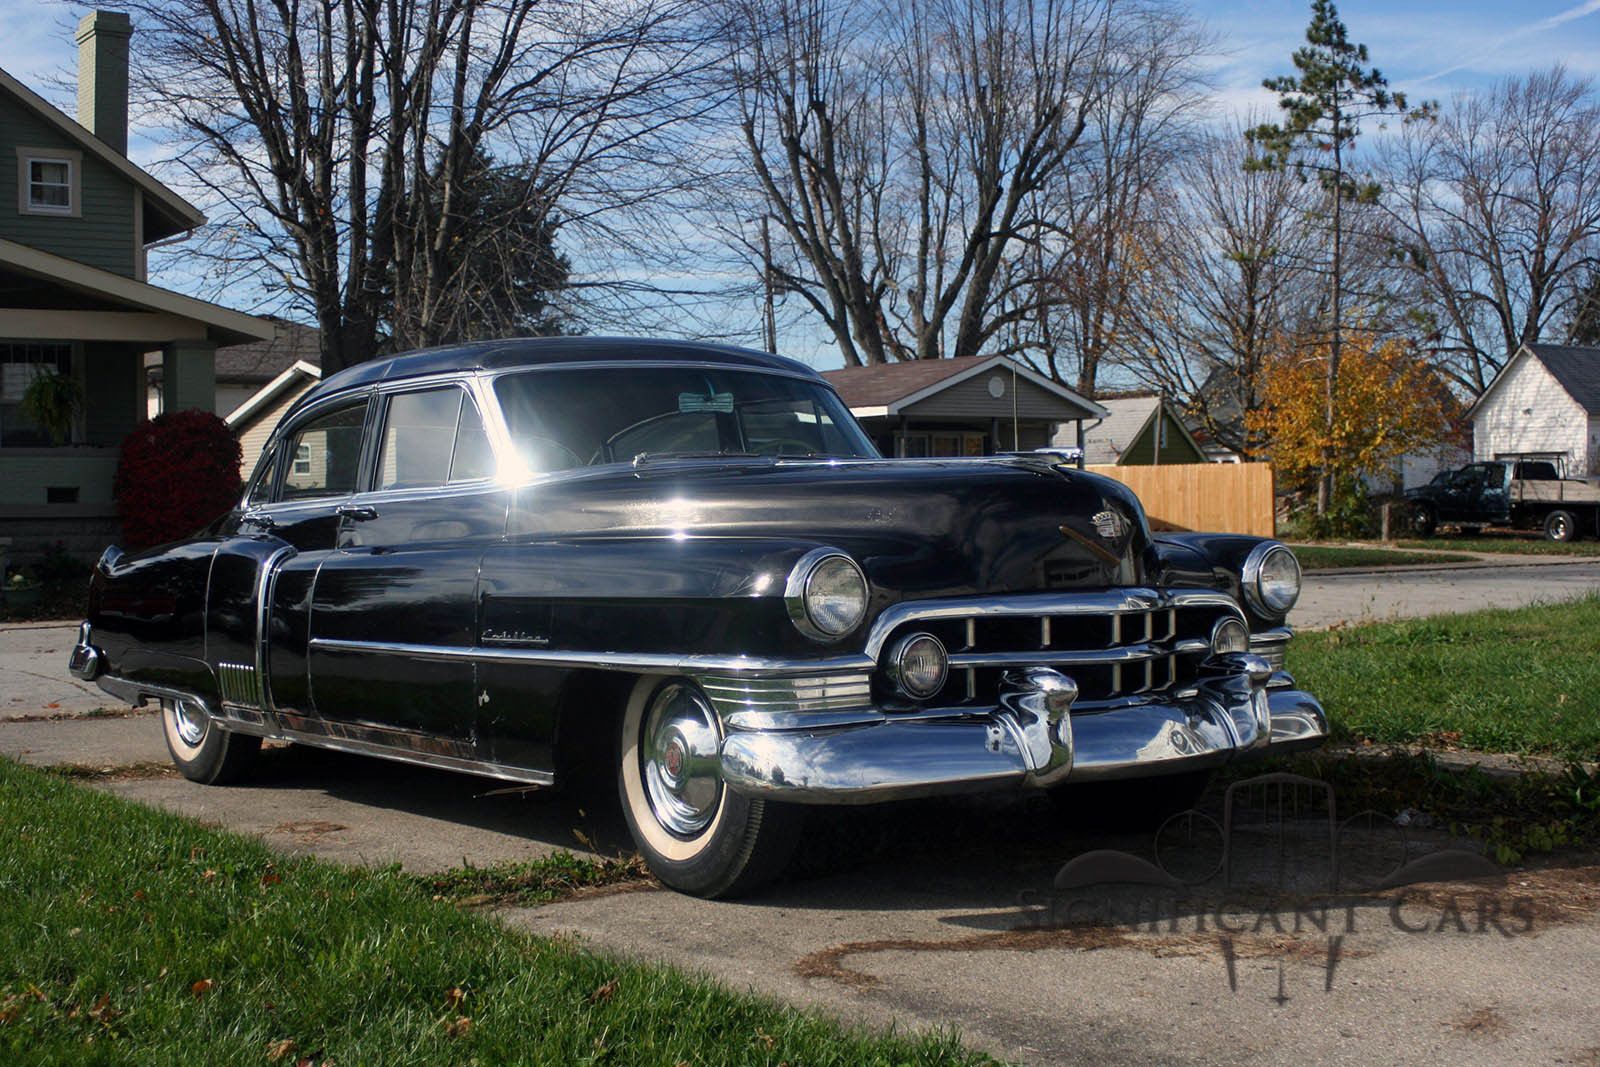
0, 12, 272, 557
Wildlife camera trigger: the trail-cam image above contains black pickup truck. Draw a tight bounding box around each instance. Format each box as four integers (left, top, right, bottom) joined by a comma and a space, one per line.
1405, 460, 1600, 541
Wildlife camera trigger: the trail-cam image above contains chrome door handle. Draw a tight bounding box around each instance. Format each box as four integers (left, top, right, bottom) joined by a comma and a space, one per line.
336, 504, 380, 522
241, 512, 277, 530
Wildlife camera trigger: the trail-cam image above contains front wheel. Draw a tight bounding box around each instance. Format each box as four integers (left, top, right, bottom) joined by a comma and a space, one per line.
1545, 509, 1580, 542
162, 697, 261, 784
618, 678, 800, 898
1410, 503, 1437, 538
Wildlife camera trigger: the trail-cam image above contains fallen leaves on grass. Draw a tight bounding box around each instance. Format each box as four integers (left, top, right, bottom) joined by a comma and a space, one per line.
441, 1015, 473, 1038
587, 979, 618, 1005
266, 1038, 297, 1061
190, 978, 214, 999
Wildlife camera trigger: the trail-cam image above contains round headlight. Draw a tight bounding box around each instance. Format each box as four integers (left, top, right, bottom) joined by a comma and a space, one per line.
1243, 542, 1302, 616
1211, 616, 1250, 655
785, 549, 868, 640
888, 632, 948, 699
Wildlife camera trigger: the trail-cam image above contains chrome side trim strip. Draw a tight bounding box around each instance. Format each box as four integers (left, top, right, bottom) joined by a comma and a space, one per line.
308, 637, 876, 676
255, 544, 295, 711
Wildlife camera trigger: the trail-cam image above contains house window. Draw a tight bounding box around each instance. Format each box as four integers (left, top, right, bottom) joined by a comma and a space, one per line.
0, 342, 74, 446
293, 442, 312, 475
15, 148, 81, 217
28, 159, 71, 211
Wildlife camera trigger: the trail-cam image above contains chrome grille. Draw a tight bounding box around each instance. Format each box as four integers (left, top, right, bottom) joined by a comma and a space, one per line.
872, 591, 1239, 707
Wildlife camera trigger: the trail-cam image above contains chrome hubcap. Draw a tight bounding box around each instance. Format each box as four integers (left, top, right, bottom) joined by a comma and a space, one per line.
168, 698, 205, 747
641, 683, 723, 837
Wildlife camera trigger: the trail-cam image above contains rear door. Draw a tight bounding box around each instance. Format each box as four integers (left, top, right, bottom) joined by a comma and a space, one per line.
306, 379, 507, 746
208, 394, 373, 719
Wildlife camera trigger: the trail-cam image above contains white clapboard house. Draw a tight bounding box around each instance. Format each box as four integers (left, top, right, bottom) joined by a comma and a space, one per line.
1468, 343, 1600, 479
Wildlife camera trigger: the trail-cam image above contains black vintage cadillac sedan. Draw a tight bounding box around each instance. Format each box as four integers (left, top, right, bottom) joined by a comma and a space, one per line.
70, 338, 1326, 896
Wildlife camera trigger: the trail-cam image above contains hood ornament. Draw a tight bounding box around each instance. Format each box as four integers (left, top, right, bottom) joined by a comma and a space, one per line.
1091, 509, 1125, 541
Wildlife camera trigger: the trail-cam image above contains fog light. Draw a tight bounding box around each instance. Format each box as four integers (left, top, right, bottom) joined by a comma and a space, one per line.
1212, 616, 1250, 655
888, 632, 948, 699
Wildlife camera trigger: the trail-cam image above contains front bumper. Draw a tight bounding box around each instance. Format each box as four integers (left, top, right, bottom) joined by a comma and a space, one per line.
719, 654, 1327, 804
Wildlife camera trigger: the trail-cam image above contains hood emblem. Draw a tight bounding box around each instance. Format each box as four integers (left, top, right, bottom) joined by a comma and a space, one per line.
1091, 509, 1125, 541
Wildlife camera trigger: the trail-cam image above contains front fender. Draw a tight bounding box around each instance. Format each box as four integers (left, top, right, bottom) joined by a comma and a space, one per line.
1151, 532, 1294, 627
478, 536, 861, 660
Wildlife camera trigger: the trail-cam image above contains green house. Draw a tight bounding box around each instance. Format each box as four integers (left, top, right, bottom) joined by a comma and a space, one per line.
0, 11, 272, 559
1067, 394, 1208, 466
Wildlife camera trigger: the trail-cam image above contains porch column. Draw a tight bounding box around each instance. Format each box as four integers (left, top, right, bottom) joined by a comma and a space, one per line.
161, 339, 216, 415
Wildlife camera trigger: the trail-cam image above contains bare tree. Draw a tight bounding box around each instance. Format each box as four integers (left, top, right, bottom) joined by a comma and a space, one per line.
1021, 2, 1210, 394
1125, 126, 1319, 458
722, 0, 1206, 366
126, 0, 719, 372
1382, 66, 1600, 394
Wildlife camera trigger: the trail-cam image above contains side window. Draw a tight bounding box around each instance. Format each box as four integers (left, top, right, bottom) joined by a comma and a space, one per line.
245, 443, 283, 506
281, 401, 369, 501
449, 395, 495, 482
374, 386, 496, 491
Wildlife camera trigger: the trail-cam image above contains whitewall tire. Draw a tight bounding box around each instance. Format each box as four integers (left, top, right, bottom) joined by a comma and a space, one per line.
617, 676, 799, 897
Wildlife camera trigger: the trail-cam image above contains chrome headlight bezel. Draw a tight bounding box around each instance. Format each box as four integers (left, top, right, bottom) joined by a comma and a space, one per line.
1241, 541, 1301, 616
784, 548, 869, 641
886, 631, 949, 699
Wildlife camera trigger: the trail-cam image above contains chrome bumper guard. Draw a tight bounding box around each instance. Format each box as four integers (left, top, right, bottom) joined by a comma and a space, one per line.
68, 621, 102, 681
718, 652, 1328, 805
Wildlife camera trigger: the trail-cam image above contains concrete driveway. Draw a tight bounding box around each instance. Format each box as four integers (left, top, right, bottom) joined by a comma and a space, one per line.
5, 557, 1600, 1063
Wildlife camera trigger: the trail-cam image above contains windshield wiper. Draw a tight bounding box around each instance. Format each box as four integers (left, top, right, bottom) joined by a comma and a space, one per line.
631, 450, 765, 467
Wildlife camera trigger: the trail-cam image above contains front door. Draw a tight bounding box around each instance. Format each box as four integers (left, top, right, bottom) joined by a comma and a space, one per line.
306, 381, 504, 746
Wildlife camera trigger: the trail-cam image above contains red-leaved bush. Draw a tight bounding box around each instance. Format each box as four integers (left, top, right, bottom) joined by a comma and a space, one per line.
114, 410, 243, 550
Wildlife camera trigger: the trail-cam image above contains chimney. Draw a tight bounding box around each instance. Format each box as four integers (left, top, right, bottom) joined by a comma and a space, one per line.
76, 10, 132, 155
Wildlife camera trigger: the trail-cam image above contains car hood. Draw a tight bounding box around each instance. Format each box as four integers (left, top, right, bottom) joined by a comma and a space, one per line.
506, 458, 1150, 596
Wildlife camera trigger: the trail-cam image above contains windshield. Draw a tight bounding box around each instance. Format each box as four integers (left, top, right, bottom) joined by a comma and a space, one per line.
492, 366, 879, 475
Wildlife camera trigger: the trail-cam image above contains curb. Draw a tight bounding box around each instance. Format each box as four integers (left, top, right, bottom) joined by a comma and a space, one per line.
1303, 556, 1600, 578
1315, 742, 1597, 780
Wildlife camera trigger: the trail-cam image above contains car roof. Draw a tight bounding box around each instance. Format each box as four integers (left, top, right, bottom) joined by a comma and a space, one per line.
290, 336, 824, 414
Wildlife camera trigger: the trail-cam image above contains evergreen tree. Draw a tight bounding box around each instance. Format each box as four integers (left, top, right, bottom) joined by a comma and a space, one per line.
1246, 0, 1431, 513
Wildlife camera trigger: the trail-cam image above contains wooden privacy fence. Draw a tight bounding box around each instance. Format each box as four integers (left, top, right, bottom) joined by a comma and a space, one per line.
1085, 463, 1276, 538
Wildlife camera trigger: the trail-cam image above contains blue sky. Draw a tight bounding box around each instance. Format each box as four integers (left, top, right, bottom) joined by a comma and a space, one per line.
5, 0, 1600, 365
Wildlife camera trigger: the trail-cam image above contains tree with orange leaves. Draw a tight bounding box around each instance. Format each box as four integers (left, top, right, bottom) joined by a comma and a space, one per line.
1248, 333, 1451, 503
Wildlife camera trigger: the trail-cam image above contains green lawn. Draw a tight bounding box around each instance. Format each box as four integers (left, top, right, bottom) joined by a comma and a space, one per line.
1289, 545, 1477, 569
1288, 597, 1600, 759
1395, 537, 1600, 556
0, 759, 986, 1066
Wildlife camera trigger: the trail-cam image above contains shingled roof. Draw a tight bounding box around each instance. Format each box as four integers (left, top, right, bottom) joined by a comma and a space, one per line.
1525, 343, 1600, 414
822, 354, 995, 408
821, 354, 1104, 418
147, 317, 321, 385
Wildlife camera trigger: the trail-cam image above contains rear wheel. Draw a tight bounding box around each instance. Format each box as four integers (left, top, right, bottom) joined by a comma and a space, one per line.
161, 697, 261, 784
1545, 509, 1580, 542
617, 677, 800, 897
1410, 503, 1437, 538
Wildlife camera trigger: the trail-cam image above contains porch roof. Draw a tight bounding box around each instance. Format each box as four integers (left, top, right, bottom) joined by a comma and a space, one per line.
0, 237, 272, 346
